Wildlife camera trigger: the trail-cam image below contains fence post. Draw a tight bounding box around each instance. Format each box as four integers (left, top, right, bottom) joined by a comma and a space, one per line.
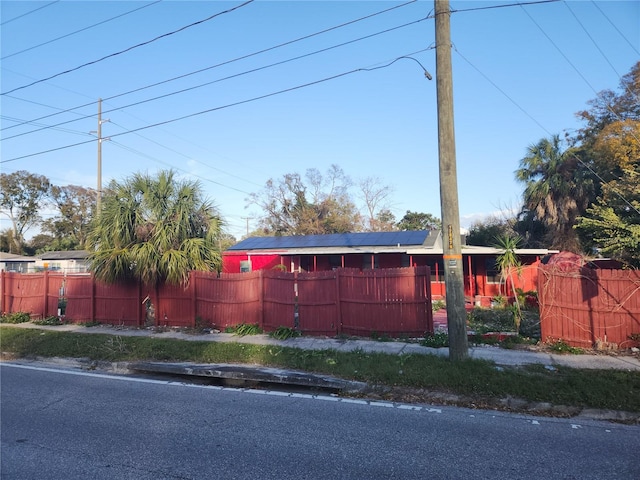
137, 280, 142, 327
258, 270, 264, 330
335, 269, 342, 336
43, 270, 49, 318
91, 275, 96, 323
190, 271, 197, 328
0, 270, 4, 313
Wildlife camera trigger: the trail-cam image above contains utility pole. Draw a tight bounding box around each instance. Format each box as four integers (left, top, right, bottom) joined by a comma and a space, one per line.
241, 217, 251, 237
434, 0, 469, 361
93, 98, 109, 214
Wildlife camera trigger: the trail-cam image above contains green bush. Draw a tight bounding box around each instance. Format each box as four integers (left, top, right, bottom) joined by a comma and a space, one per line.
270, 326, 300, 340
0, 312, 31, 324
432, 300, 446, 312
227, 323, 263, 336
421, 332, 449, 348
33, 316, 65, 326
547, 339, 584, 354
467, 307, 540, 339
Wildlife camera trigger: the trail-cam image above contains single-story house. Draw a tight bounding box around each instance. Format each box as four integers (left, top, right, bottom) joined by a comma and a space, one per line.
34, 250, 91, 273
222, 230, 555, 305
0, 252, 36, 273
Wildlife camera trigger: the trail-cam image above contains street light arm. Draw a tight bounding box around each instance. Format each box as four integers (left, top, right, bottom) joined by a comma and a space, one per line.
359, 55, 433, 80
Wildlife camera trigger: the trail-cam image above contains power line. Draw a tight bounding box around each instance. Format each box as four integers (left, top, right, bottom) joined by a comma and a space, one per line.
0, 1, 59, 26
0, 0, 255, 96
591, 0, 639, 56
2, 14, 429, 141
1, 1, 162, 60
562, 0, 632, 97
0, 50, 433, 164
107, 139, 252, 195
108, 120, 263, 188
451, 0, 560, 14
453, 49, 640, 216
1, 0, 419, 132
520, 3, 640, 145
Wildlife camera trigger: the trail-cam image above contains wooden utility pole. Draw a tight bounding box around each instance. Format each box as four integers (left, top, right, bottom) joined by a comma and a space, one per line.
434, 0, 469, 361
97, 98, 103, 214
94, 98, 109, 215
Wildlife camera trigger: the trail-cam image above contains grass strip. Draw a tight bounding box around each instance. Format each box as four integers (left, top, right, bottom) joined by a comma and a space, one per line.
2, 327, 639, 412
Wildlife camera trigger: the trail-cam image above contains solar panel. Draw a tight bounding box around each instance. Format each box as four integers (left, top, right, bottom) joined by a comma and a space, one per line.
228, 230, 431, 251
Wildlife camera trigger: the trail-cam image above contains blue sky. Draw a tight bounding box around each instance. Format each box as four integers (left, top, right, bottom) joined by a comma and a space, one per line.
1, 0, 638, 241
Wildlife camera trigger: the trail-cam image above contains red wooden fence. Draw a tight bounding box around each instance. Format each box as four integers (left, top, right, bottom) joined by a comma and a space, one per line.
0, 267, 433, 337
538, 265, 640, 348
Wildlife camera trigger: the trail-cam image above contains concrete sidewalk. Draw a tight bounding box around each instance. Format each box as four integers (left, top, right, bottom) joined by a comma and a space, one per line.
4, 322, 640, 371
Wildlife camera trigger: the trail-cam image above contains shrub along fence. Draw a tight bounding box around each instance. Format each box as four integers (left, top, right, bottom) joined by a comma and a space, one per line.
538, 265, 640, 349
0, 266, 433, 338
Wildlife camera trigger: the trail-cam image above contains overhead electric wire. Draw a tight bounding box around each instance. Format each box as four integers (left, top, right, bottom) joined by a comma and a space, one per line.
520, 3, 640, 145
562, 0, 637, 100
2, 14, 429, 141
1, 1, 163, 60
0, 1, 59, 26
0, 0, 255, 96
108, 120, 264, 188
0, 115, 92, 138
108, 139, 251, 195
2, 0, 418, 132
590, 0, 639, 56
451, 0, 559, 14
454, 48, 640, 216
0, 49, 433, 164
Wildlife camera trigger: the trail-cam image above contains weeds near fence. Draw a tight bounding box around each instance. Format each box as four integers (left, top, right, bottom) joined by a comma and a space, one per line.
269, 326, 300, 340
226, 323, 263, 336
33, 316, 65, 326
0, 312, 31, 324
421, 332, 449, 348
546, 339, 585, 355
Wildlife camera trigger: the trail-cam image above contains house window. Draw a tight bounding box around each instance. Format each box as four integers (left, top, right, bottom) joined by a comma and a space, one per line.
485, 257, 501, 283
5, 262, 28, 273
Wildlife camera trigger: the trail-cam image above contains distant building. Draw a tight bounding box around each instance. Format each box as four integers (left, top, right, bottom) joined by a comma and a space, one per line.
34, 251, 90, 274
0, 252, 36, 273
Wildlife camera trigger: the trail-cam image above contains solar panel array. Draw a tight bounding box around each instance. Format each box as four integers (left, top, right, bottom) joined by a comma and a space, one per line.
228, 230, 430, 250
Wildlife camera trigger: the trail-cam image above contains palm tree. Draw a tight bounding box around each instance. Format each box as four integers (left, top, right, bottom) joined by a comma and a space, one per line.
87, 170, 222, 286
515, 135, 594, 252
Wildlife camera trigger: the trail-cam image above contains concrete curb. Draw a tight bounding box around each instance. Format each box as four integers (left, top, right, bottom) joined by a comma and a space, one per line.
129, 361, 368, 393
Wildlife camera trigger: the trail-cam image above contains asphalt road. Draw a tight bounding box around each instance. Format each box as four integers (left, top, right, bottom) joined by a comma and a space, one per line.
2, 363, 639, 480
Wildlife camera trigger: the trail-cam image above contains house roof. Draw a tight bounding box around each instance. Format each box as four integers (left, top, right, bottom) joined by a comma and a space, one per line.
38, 250, 90, 261
228, 230, 437, 253
0, 252, 36, 262
226, 231, 554, 257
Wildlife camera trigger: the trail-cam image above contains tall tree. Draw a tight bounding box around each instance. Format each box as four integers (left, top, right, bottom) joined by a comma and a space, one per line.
576, 119, 640, 267
248, 165, 362, 235
467, 216, 514, 247
0, 170, 51, 253
87, 170, 222, 286
41, 185, 97, 250
357, 176, 395, 231
574, 61, 640, 147
514, 135, 595, 252
396, 211, 441, 231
